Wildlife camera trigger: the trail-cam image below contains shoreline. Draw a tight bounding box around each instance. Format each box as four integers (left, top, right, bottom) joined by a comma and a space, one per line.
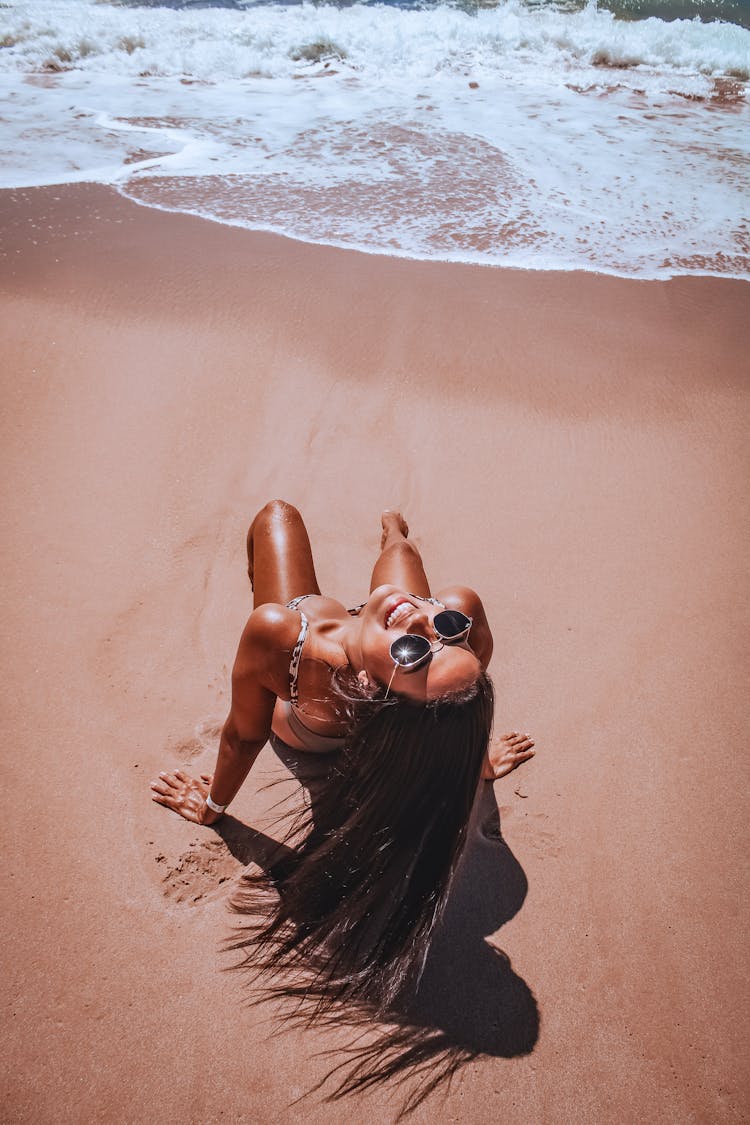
6, 180, 750, 285
6, 181, 750, 286
115, 185, 750, 285
2, 182, 748, 1123
3, 184, 747, 414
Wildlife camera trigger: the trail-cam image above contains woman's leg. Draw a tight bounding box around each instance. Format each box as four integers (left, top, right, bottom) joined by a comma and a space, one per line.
369, 511, 431, 597
247, 500, 321, 610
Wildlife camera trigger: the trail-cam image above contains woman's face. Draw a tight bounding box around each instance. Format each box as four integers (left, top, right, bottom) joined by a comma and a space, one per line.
358, 585, 482, 702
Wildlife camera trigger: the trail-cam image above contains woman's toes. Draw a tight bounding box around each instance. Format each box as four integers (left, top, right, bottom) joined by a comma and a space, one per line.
381, 510, 408, 537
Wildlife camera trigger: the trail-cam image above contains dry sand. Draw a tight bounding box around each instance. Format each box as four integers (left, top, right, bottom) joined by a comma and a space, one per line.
1, 184, 748, 1123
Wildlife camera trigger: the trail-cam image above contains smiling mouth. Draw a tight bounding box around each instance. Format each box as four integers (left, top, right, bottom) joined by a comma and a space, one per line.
385, 600, 413, 629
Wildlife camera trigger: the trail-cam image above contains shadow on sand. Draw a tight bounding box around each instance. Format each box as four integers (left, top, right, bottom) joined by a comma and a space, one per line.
213, 741, 539, 1116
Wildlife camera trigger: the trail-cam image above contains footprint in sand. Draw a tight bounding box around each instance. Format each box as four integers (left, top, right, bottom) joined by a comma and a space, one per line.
169, 717, 224, 763
155, 836, 242, 906
518, 812, 562, 859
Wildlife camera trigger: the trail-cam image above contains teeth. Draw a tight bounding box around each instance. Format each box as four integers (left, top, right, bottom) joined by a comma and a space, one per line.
386, 602, 412, 628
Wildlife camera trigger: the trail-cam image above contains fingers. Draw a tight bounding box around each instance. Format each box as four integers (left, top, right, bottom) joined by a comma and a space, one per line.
150, 777, 183, 810
154, 770, 182, 790
151, 791, 178, 810
150, 784, 179, 808
152, 769, 201, 790
501, 747, 535, 777
150, 773, 204, 823
150, 791, 200, 822
485, 736, 537, 780
500, 732, 535, 750
150, 776, 177, 797
149, 770, 199, 802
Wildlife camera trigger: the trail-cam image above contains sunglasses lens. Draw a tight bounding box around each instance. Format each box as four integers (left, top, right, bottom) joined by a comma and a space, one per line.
433, 610, 471, 639
390, 634, 432, 667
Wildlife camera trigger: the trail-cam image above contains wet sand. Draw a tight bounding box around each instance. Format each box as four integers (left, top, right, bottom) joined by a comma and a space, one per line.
1, 183, 748, 1123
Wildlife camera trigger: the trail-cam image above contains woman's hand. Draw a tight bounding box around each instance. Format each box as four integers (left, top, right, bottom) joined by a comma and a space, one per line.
482, 732, 535, 781
150, 770, 222, 825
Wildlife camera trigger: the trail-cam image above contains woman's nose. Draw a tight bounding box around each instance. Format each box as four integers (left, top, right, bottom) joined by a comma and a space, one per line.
407, 610, 434, 638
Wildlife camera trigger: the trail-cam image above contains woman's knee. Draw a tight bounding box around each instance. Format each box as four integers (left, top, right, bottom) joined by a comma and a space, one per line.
249, 499, 302, 540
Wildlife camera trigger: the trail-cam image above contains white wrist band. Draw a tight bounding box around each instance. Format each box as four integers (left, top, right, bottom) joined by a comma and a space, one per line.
205, 794, 227, 814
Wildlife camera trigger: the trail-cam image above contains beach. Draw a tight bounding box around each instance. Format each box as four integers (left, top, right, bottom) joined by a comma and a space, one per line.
1, 182, 748, 1122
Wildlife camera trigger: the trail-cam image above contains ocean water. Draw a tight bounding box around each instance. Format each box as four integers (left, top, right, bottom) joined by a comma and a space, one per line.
1, 0, 749, 278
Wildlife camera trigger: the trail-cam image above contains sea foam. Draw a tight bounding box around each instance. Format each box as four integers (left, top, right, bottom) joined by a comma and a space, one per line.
1, 0, 748, 278
2, 1, 749, 81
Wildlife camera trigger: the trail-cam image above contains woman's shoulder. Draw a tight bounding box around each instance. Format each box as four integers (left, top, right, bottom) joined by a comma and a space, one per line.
233, 603, 304, 695
235, 596, 348, 666
434, 585, 494, 667
241, 603, 296, 639
434, 585, 485, 613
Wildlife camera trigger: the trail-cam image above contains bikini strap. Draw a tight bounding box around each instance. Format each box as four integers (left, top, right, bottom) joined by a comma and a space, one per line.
287, 594, 313, 610
288, 610, 309, 706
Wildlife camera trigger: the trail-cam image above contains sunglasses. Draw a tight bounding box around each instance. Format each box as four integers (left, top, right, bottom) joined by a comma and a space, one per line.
384, 609, 473, 697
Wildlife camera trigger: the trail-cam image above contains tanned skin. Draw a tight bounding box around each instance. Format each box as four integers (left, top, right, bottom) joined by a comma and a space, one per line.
151, 502, 535, 825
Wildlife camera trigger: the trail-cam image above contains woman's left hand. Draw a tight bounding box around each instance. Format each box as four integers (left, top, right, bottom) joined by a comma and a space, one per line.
482, 732, 535, 780
150, 770, 222, 825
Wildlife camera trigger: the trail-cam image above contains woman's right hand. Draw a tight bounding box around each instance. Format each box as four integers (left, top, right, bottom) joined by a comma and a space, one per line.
150, 770, 222, 825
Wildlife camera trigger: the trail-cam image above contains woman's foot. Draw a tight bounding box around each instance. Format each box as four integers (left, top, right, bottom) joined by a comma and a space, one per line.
381, 510, 409, 549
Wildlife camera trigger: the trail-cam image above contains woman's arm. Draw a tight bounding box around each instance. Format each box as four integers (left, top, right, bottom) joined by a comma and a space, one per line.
431, 586, 537, 780
151, 606, 290, 824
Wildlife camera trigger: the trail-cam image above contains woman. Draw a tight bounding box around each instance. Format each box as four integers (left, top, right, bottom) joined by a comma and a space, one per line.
151, 500, 535, 1011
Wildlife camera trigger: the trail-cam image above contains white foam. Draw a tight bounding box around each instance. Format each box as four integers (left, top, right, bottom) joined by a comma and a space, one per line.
2, 1, 749, 82
1, 0, 748, 278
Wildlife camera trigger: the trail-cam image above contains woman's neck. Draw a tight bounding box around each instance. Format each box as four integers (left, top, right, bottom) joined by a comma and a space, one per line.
337, 613, 365, 680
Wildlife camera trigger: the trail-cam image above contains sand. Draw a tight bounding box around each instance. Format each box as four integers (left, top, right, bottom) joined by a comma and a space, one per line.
1, 183, 748, 1123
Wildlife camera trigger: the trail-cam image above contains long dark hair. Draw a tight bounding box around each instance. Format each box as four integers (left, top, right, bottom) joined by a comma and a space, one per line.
228, 668, 494, 1018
